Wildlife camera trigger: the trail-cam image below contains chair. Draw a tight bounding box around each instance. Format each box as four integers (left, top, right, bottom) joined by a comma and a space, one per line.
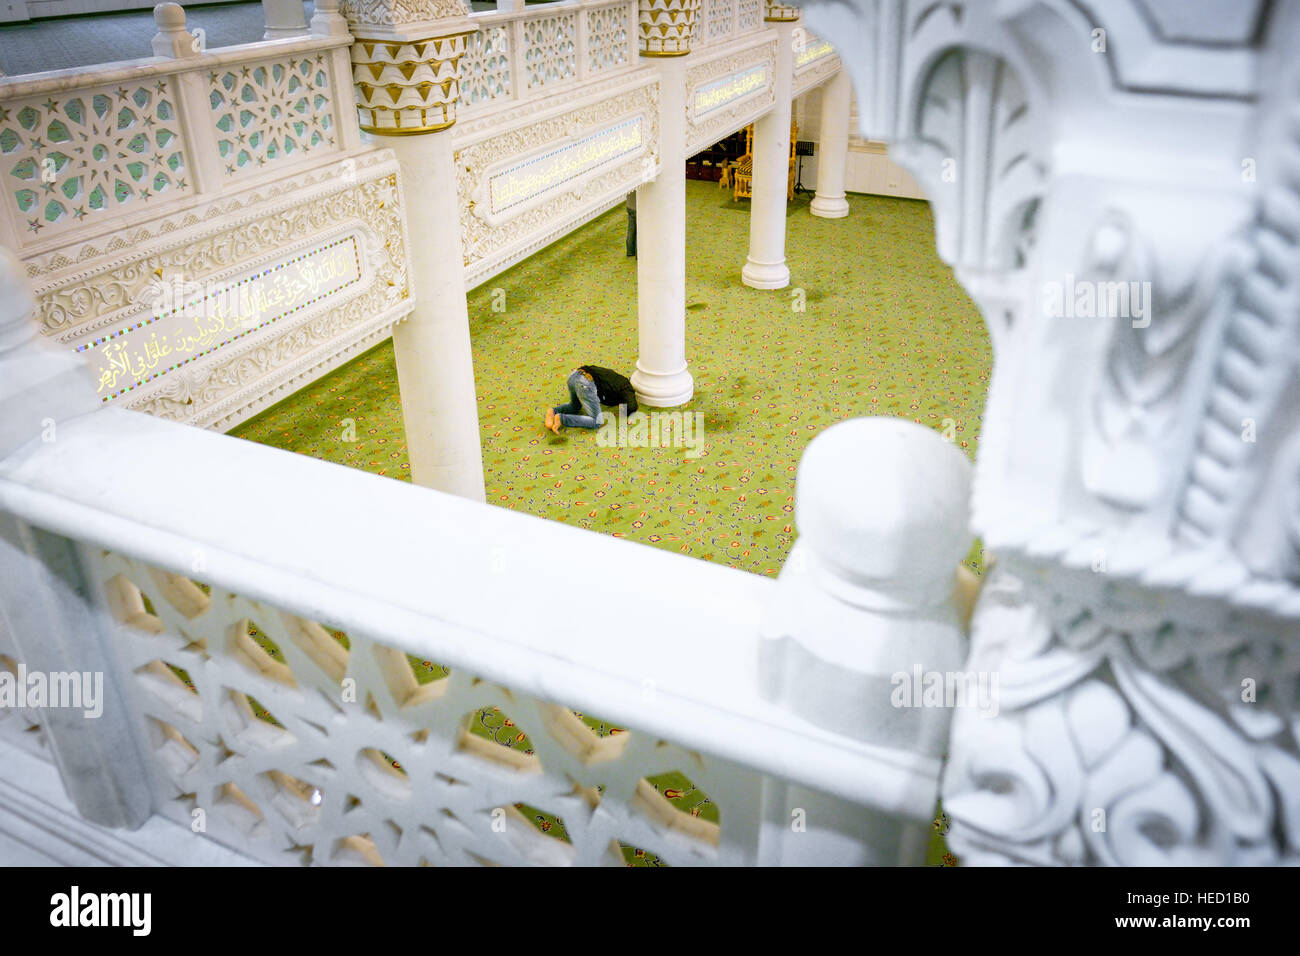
729, 122, 798, 202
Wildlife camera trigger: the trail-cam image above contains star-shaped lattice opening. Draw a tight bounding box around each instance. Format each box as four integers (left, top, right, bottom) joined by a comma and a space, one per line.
282, 616, 350, 684
214, 781, 267, 838
104, 573, 164, 634
135, 659, 202, 722
230, 618, 297, 687
261, 769, 325, 829
332, 833, 384, 866
224, 688, 295, 750
542, 705, 630, 765
634, 770, 721, 846
373, 642, 451, 708
145, 567, 210, 619
145, 716, 200, 777
357, 746, 412, 799
457, 705, 541, 772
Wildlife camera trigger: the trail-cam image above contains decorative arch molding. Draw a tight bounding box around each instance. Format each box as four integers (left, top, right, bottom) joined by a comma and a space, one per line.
799, 0, 1300, 866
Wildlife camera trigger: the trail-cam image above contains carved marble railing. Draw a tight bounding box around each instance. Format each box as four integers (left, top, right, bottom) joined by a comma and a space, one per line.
0, 235, 974, 861
797, 0, 1300, 866
459, 0, 641, 116
695, 0, 764, 47
0, 1, 361, 256
0, 3, 410, 436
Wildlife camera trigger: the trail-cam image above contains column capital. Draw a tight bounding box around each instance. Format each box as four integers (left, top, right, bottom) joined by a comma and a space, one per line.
763, 0, 800, 23
638, 0, 699, 57
341, 0, 475, 134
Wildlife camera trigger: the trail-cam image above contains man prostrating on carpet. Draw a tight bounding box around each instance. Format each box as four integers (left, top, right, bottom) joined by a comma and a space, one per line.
546, 365, 638, 434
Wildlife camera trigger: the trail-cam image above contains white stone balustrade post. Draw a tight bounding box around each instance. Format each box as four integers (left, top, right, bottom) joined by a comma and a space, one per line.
0, 248, 154, 830
152, 4, 224, 195
311, 0, 362, 149
263, 0, 310, 40
741, 10, 795, 288
311, 0, 350, 37
757, 417, 975, 865
810, 65, 850, 219
150, 1, 200, 59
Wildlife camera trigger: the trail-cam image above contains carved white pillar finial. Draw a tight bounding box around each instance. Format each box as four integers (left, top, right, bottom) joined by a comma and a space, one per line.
760, 417, 973, 755
311, 0, 350, 37
757, 417, 974, 866
263, 0, 310, 40
152, 3, 200, 59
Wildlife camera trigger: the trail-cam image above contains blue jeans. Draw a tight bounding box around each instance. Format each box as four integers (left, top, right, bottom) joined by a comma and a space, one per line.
554, 370, 604, 429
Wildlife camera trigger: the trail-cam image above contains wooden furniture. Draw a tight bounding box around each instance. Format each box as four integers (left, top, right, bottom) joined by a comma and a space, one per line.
685, 129, 748, 183
729, 122, 798, 202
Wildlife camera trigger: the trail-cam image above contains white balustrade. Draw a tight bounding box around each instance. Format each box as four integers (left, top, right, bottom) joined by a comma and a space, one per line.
0, 2, 359, 253
459, 0, 638, 117
0, 231, 960, 864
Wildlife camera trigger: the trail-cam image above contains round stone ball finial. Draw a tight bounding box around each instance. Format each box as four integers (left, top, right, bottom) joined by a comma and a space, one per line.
795, 416, 973, 606
152, 3, 199, 58
153, 2, 186, 29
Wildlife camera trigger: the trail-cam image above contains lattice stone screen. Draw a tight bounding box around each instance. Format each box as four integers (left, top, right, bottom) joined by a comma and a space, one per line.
461, 26, 513, 108
523, 12, 579, 91
1, 82, 191, 239
706, 0, 735, 42
210, 53, 337, 178
737, 0, 761, 33
92, 551, 762, 866
587, 4, 632, 75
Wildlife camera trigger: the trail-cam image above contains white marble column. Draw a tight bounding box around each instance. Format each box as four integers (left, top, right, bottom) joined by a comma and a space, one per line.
346, 25, 486, 501
742, 19, 796, 289
632, 57, 694, 409
810, 67, 851, 219
262, 0, 309, 38
385, 131, 487, 501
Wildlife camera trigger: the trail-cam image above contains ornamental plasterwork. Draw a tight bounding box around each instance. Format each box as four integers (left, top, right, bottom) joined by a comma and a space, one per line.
130, 172, 408, 428
455, 79, 660, 273
463, 191, 624, 290
24, 151, 410, 431
22, 148, 399, 282
340, 0, 469, 29
451, 67, 658, 140
791, 53, 841, 97
29, 153, 404, 340
0, 77, 192, 244
639, 0, 700, 56
795, 0, 1299, 866
684, 38, 777, 154
350, 33, 469, 134
142, 270, 406, 431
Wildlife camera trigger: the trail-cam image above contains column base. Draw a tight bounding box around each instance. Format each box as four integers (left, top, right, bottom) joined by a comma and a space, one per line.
810, 195, 850, 219
263, 27, 308, 39
632, 362, 694, 408
742, 258, 791, 290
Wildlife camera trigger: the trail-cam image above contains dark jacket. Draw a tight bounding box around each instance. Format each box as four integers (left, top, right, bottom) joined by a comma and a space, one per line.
580, 365, 638, 416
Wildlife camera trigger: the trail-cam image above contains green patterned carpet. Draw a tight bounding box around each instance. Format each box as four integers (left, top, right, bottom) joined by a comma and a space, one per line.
232, 180, 990, 865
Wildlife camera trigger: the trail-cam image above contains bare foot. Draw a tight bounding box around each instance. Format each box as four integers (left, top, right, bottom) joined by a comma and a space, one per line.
548, 414, 562, 435
544, 408, 554, 430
